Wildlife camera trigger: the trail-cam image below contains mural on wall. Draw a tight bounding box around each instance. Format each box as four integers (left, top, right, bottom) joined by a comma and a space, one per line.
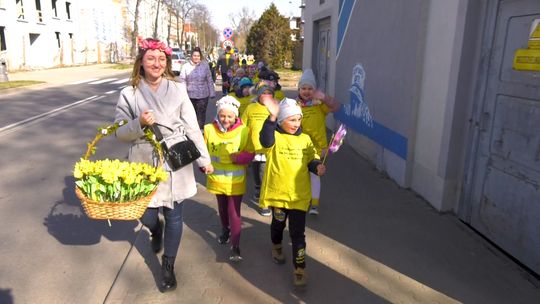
342, 64, 374, 127
335, 63, 408, 160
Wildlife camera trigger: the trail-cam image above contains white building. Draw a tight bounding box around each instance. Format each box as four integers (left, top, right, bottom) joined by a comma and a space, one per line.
301, 0, 540, 275
0, 0, 172, 71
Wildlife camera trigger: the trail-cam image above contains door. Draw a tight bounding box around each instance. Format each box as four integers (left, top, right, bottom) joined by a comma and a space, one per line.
313, 18, 331, 92
462, 0, 540, 274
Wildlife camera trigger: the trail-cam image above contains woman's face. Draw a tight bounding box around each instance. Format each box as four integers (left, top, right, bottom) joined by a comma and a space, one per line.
142, 49, 167, 82
218, 109, 237, 129
191, 51, 201, 64
280, 114, 302, 134
299, 84, 315, 100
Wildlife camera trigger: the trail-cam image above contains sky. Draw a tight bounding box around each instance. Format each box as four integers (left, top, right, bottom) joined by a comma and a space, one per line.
202, 0, 302, 33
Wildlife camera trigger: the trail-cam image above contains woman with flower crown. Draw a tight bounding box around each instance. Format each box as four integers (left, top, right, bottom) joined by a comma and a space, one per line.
114, 37, 214, 293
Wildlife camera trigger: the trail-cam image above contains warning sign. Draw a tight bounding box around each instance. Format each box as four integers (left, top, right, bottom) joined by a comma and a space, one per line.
513, 19, 540, 71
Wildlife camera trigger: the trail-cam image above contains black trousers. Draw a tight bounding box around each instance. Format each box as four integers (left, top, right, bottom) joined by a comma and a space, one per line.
271, 208, 307, 269
189, 97, 209, 130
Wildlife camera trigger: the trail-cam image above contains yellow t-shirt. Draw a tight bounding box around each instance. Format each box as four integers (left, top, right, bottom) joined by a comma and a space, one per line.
301, 102, 330, 154
260, 131, 318, 212
241, 102, 269, 153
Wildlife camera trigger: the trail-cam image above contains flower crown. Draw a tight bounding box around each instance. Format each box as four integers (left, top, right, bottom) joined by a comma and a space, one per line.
137, 36, 172, 56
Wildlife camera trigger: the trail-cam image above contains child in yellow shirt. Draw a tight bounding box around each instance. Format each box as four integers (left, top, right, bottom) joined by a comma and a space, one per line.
241, 83, 276, 216
204, 96, 254, 262
296, 69, 340, 215
258, 97, 326, 287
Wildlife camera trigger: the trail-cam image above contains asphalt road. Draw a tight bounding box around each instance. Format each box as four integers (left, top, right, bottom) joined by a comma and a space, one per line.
0, 72, 138, 303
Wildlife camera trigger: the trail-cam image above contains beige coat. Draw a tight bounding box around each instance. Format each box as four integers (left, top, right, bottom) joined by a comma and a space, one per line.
115, 79, 211, 208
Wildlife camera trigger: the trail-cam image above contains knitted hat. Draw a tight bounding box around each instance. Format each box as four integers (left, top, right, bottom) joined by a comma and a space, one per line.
278, 98, 303, 124
259, 68, 279, 81
255, 83, 274, 97
298, 69, 317, 89
238, 77, 253, 88
216, 95, 240, 117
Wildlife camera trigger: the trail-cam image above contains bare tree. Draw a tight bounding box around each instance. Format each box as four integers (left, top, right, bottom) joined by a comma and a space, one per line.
191, 4, 218, 51
130, 0, 143, 57
229, 7, 256, 52
153, 0, 163, 39
170, 0, 197, 50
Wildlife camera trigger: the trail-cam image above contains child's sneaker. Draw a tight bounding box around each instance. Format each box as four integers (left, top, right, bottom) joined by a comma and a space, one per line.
271, 244, 286, 264
308, 206, 319, 215
217, 228, 230, 244
259, 208, 272, 217
293, 267, 307, 287
229, 246, 242, 262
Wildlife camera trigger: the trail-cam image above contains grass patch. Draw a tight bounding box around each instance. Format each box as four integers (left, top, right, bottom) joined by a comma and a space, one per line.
275, 68, 302, 88
109, 63, 133, 70
0, 80, 45, 90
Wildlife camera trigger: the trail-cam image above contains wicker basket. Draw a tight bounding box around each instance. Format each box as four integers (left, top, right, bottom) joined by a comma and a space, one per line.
75, 187, 156, 220
74, 121, 163, 221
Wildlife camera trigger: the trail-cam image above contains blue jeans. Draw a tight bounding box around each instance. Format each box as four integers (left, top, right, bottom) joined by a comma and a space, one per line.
140, 202, 184, 257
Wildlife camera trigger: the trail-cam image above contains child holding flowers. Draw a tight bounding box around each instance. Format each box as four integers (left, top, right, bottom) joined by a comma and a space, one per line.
258, 97, 326, 287
296, 69, 340, 215
114, 37, 213, 293
204, 96, 254, 262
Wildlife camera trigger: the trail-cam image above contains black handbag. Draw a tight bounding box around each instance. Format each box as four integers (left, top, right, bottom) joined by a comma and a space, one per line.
150, 124, 201, 171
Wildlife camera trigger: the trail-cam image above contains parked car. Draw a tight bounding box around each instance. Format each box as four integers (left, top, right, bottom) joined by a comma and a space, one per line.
171, 52, 186, 76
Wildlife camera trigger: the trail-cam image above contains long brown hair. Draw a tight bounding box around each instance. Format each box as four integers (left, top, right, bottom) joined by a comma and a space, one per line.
130, 38, 175, 88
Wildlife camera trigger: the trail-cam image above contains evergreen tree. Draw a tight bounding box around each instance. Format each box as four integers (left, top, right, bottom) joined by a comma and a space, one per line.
246, 4, 292, 68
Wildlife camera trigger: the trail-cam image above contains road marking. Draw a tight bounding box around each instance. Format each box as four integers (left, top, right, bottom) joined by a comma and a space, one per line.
105, 90, 117, 95
0, 95, 104, 136
88, 78, 118, 84
112, 78, 129, 84
68, 78, 99, 85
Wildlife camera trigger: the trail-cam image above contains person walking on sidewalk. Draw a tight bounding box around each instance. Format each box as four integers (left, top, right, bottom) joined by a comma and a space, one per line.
179, 47, 216, 130
258, 97, 326, 287
114, 37, 213, 293
296, 69, 340, 215
241, 83, 275, 216
204, 96, 254, 262
217, 46, 235, 96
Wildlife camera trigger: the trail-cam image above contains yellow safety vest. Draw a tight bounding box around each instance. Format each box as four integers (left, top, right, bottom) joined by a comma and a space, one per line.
260, 131, 319, 212
228, 92, 254, 117
204, 123, 249, 195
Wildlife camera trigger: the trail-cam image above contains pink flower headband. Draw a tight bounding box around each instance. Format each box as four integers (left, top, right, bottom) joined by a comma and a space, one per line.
137, 36, 172, 56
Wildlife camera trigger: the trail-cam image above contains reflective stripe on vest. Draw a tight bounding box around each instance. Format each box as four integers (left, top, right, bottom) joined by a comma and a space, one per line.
212, 169, 245, 177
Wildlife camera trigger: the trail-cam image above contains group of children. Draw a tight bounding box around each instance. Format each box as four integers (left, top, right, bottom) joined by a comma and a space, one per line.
203, 68, 340, 287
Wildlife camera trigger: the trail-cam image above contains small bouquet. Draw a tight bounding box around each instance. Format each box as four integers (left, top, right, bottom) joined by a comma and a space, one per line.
74, 120, 167, 221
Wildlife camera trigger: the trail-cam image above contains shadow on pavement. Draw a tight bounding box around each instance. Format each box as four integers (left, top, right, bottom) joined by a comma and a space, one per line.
0, 288, 14, 304
183, 198, 387, 303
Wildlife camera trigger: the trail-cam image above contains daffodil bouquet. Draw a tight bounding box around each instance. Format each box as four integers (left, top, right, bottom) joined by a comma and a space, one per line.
74, 120, 168, 203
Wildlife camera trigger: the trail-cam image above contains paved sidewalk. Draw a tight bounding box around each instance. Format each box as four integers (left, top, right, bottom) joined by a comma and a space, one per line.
3, 65, 537, 303
104, 144, 540, 303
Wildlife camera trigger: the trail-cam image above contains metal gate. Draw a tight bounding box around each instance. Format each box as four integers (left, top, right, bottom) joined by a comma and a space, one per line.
461, 0, 540, 274
313, 18, 331, 92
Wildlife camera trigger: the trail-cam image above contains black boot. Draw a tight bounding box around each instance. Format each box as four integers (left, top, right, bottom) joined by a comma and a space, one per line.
151, 220, 163, 253
217, 227, 230, 244
160, 255, 177, 292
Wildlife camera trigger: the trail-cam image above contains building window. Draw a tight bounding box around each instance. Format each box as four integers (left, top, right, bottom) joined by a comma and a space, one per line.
320, 0, 325, 4
16, 0, 25, 20
35, 0, 42, 22
51, 0, 57, 17
65, 1, 71, 20
55, 31, 60, 48
0, 26, 6, 51
29, 33, 39, 45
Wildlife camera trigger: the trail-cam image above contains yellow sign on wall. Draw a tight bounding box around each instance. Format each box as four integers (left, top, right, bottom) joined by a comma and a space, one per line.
514, 19, 540, 71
